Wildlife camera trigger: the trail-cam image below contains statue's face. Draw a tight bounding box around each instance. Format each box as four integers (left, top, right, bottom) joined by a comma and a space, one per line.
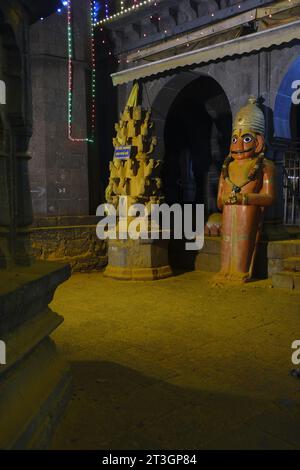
230, 130, 264, 160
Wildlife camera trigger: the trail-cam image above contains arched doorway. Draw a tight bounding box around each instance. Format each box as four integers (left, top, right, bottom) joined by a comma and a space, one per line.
290, 101, 300, 142
161, 75, 232, 216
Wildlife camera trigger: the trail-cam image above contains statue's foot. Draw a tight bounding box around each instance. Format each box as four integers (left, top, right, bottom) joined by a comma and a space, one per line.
211, 270, 251, 286
227, 271, 250, 283
211, 271, 229, 287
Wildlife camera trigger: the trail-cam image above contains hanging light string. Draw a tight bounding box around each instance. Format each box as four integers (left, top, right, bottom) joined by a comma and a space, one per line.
105, 0, 109, 18
67, 0, 96, 143
95, 0, 157, 25
66, 0, 159, 143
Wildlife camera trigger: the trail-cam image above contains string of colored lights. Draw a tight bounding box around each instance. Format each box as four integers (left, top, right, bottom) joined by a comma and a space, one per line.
67, 0, 96, 143
94, 0, 157, 25
64, 0, 161, 143
105, 0, 109, 18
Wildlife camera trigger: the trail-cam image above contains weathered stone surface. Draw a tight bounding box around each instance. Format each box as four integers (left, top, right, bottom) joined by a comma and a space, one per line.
29, 223, 300, 279
283, 257, 300, 272
293, 273, 300, 291
268, 259, 284, 277
170, 236, 270, 277
0, 261, 71, 336
32, 216, 101, 228
106, 237, 171, 280
272, 272, 294, 290
267, 241, 300, 281
30, 220, 107, 272
29, 3, 90, 217
0, 0, 75, 450
104, 264, 173, 281
268, 240, 300, 260
0, 262, 71, 449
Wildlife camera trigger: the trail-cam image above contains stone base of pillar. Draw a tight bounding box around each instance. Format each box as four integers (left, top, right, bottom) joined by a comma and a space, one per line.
0, 228, 11, 269
0, 261, 71, 449
104, 238, 173, 281
14, 227, 35, 266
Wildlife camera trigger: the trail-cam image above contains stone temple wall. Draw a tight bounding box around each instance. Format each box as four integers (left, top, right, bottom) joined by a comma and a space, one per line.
28, 2, 91, 216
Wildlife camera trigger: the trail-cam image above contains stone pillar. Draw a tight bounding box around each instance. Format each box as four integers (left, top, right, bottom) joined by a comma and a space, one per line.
0, 2, 71, 449
0, 35, 11, 268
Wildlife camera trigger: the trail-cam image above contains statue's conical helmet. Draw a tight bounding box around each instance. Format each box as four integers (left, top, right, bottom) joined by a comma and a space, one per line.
233, 96, 265, 136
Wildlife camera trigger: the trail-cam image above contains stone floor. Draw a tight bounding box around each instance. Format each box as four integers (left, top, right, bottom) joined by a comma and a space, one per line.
50, 271, 300, 450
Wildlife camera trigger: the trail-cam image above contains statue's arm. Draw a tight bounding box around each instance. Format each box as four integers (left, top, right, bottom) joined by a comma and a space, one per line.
247, 161, 276, 207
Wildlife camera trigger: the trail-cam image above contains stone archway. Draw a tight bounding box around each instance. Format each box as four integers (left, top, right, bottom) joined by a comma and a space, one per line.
147, 72, 232, 214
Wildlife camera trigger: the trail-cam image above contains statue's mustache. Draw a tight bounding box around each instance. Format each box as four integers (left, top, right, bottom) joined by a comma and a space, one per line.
231, 147, 255, 154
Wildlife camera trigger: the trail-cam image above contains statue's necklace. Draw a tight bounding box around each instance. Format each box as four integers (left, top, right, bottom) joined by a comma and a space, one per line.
222, 153, 264, 195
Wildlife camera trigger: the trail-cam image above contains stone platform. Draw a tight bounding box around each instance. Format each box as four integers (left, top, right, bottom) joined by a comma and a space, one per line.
105, 238, 172, 281
30, 216, 107, 272
169, 236, 268, 279
0, 261, 71, 449
270, 240, 300, 290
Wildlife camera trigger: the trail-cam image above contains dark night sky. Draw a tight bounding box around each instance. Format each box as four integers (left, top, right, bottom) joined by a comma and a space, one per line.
22, 0, 61, 22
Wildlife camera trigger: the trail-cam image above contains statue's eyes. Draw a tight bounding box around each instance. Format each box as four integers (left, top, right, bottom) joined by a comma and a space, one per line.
232, 137, 238, 144
243, 136, 253, 143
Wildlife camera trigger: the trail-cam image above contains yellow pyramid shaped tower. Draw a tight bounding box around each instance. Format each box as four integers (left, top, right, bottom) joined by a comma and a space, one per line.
105, 83, 164, 212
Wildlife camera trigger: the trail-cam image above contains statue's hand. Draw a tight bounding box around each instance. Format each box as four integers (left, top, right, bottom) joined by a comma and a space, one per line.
224, 193, 243, 205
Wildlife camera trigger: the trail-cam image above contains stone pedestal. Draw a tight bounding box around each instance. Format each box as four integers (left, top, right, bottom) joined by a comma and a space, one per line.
104, 238, 172, 281
0, 261, 71, 449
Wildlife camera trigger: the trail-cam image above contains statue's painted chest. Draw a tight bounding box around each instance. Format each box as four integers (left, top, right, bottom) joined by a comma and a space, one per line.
226, 158, 263, 193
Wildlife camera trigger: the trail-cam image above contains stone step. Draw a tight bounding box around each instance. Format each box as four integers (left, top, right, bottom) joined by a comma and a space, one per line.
283, 257, 300, 272
268, 239, 300, 260
272, 271, 300, 290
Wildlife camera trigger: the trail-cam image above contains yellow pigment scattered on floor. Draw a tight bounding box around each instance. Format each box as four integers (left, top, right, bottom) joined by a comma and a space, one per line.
50, 271, 300, 450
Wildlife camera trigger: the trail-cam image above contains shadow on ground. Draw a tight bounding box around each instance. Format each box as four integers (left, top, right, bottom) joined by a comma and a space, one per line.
51, 360, 300, 450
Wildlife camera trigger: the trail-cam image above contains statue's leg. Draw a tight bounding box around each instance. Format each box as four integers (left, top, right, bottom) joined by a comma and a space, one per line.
212, 206, 233, 283
227, 206, 262, 282
248, 208, 264, 279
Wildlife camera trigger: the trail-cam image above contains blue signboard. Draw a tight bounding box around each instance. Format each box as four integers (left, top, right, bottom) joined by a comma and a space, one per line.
114, 146, 132, 160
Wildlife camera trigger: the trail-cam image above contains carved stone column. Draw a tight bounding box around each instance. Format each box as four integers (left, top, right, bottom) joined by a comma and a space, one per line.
0, 2, 71, 449
13, 129, 34, 266
0, 117, 11, 268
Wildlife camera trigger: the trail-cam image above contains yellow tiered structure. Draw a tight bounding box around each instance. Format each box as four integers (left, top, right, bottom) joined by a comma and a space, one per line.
104, 83, 172, 281
105, 83, 164, 213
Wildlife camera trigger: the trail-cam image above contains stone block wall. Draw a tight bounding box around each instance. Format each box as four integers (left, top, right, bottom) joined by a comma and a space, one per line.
29, 3, 91, 216
29, 215, 300, 278
268, 239, 300, 277
30, 216, 107, 272
170, 235, 300, 279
